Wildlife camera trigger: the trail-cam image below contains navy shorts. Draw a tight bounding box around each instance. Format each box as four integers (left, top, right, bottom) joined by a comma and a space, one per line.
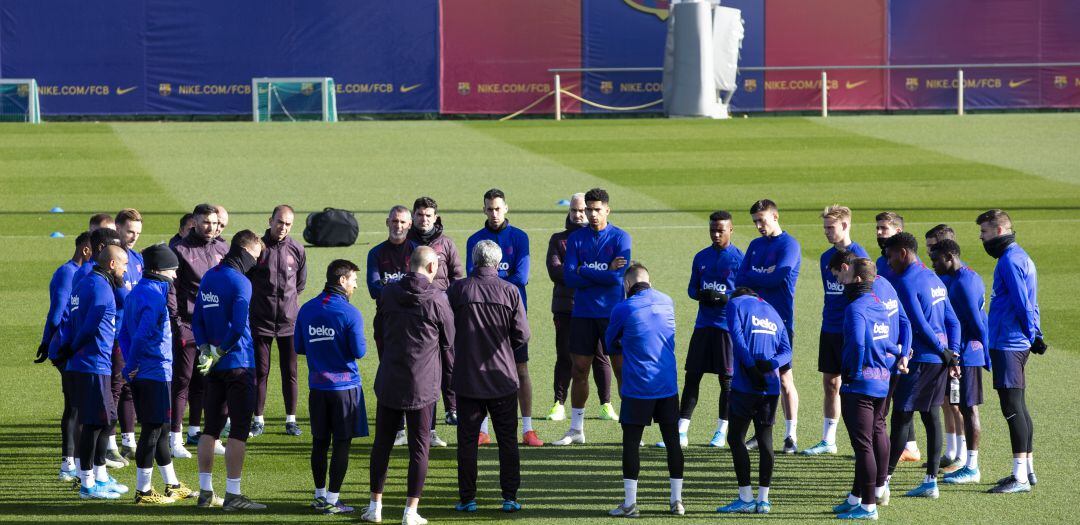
619, 395, 679, 427
818, 330, 845, 375
989, 349, 1028, 389
729, 390, 779, 427
895, 362, 947, 413
310, 387, 369, 440
951, 366, 984, 407
204, 367, 256, 442
685, 327, 733, 377
569, 317, 609, 356
75, 372, 117, 427
513, 342, 529, 364
132, 379, 173, 425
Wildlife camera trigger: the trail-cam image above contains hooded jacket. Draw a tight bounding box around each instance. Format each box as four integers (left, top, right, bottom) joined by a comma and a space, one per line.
249, 230, 307, 337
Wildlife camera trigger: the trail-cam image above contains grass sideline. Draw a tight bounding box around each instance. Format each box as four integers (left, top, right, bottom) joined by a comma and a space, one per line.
1, 114, 1078, 523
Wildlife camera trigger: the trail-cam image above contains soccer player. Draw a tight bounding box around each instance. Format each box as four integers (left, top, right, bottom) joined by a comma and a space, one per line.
249, 205, 307, 437
408, 196, 463, 425
668, 210, 742, 449
192, 230, 265, 511
805, 205, 870, 456
121, 244, 195, 504
169, 213, 195, 249
924, 224, 955, 255
449, 240, 530, 513
931, 240, 990, 485
58, 245, 129, 500
883, 232, 961, 498
171, 203, 228, 458
925, 224, 965, 468
718, 287, 792, 514
977, 209, 1044, 494
214, 205, 230, 240
736, 199, 800, 454
296, 259, 368, 515
465, 189, 541, 447
832, 258, 898, 521
544, 193, 613, 423
605, 263, 685, 517
89, 212, 115, 232
366, 247, 454, 525
115, 208, 144, 461
38, 231, 91, 482
552, 188, 629, 446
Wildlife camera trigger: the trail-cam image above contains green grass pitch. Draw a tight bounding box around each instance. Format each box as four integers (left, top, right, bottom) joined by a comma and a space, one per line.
1, 114, 1078, 522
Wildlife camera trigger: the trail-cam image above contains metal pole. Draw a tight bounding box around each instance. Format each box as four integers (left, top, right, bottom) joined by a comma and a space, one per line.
957, 69, 964, 116
554, 74, 562, 121
821, 71, 828, 118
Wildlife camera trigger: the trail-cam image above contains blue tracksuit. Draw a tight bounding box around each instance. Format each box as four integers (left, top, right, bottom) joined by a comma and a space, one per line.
875, 255, 894, 283
41, 260, 80, 347
821, 242, 870, 333
988, 244, 1041, 351
119, 277, 173, 381
946, 266, 990, 368
294, 290, 366, 391
891, 261, 961, 364
736, 232, 801, 337
872, 276, 913, 362
122, 248, 144, 291
840, 293, 899, 398
366, 239, 417, 300
563, 224, 632, 318
63, 270, 118, 375
71, 260, 94, 288
466, 221, 530, 308
605, 287, 678, 399
726, 295, 793, 396
689, 244, 743, 329
192, 264, 254, 371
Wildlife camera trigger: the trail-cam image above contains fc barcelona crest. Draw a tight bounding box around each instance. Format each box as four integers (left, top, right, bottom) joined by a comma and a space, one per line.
624, 0, 671, 21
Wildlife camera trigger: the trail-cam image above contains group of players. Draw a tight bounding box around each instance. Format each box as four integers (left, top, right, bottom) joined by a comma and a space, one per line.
37, 188, 1044, 522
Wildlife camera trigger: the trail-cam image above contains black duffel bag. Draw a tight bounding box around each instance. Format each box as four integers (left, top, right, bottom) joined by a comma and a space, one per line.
303, 208, 358, 247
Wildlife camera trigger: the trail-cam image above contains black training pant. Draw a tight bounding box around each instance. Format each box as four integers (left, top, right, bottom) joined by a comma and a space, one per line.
621, 422, 684, 480
370, 403, 434, 498
889, 407, 942, 477
456, 393, 520, 503
679, 371, 731, 421
841, 393, 889, 505
997, 388, 1034, 454
135, 422, 173, 469
728, 416, 774, 488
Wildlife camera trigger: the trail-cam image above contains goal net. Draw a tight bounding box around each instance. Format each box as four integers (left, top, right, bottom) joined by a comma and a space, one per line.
252, 77, 337, 122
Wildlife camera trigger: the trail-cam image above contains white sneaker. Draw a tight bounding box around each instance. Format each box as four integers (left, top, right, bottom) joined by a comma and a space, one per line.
213, 440, 226, 455
402, 511, 427, 525
360, 507, 382, 523
393, 430, 407, 447
171, 444, 192, 459
551, 429, 585, 446
430, 430, 448, 448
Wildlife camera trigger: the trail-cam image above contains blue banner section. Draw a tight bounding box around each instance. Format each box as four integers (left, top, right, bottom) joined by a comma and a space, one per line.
0, 1, 439, 115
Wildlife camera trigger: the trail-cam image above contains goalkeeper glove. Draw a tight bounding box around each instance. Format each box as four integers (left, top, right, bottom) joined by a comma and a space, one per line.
196, 344, 223, 376
1030, 337, 1047, 355
34, 341, 49, 364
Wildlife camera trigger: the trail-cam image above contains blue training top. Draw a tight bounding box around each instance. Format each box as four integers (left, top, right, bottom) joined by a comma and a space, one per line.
726, 295, 792, 396
988, 243, 1041, 351
820, 242, 870, 333
192, 264, 254, 370
562, 224, 631, 318
736, 231, 801, 337
688, 244, 743, 330
605, 286, 678, 399
295, 290, 366, 391
63, 270, 117, 375
120, 277, 173, 382
840, 292, 899, 398
891, 260, 961, 364
466, 221, 530, 309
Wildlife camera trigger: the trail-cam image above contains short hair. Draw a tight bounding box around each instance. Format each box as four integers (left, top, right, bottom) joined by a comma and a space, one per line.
932, 238, 961, 258
96, 245, 126, 268
875, 211, 904, 229
192, 203, 217, 218
732, 286, 757, 298
625, 261, 649, 283
750, 199, 778, 215
709, 210, 733, 223
325, 259, 360, 283
826, 248, 858, 272
584, 188, 609, 204
884, 231, 918, 254
114, 208, 141, 226
271, 204, 295, 218
821, 204, 851, 222
179, 213, 193, 229
413, 196, 438, 212
410, 246, 438, 271
388, 205, 410, 218
925, 224, 955, 241
74, 231, 92, 248
851, 257, 877, 283
230, 229, 262, 252
88, 213, 113, 229
483, 188, 506, 202
90, 228, 123, 255
471, 239, 502, 268
976, 209, 1012, 230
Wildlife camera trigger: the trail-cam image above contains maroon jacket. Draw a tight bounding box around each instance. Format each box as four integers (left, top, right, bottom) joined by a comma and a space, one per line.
546, 218, 584, 315
172, 231, 228, 322
374, 273, 455, 410
407, 221, 464, 291
249, 231, 307, 337
448, 266, 530, 399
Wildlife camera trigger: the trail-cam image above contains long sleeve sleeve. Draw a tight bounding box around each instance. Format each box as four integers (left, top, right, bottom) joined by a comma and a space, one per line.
506, 232, 530, 289
561, 237, 591, 290
220, 283, 251, 353
348, 310, 366, 360
192, 288, 207, 347
577, 233, 631, 286
1003, 258, 1040, 342
42, 267, 73, 345
293, 311, 306, 356
603, 304, 627, 356
366, 248, 384, 301
509, 290, 530, 350
769, 323, 794, 371
942, 298, 962, 355
295, 246, 307, 295
842, 309, 866, 381
688, 255, 702, 301
738, 241, 799, 290
546, 234, 565, 285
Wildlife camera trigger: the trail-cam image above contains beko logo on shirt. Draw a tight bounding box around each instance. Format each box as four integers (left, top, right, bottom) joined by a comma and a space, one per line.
752, 265, 776, 274
69, 295, 80, 311
702, 281, 727, 292
930, 286, 948, 305
873, 322, 890, 340
200, 291, 220, 308
384, 271, 405, 283
882, 299, 899, 315
309, 325, 336, 342
498, 262, 510, 271
751, 315, 778, 334
826, 281, 844, 294
583, 261, 609, 271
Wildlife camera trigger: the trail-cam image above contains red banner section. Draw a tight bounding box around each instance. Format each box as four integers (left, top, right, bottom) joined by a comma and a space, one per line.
763, 0, 886, 111
440, 0, 581, 114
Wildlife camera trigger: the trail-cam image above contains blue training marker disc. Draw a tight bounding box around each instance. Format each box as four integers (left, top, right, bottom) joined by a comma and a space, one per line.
50, 206, 64, 213
50, 231, 65, 238
557, 199, 570, 206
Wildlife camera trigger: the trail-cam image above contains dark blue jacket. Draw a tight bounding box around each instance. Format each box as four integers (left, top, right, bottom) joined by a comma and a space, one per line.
466, 221, 530, 309
989, 244, 1041, 351
119, 277, 173, 382
736, 232, 801, 336
689, 244, 743, 329
841, 293, 899, 398
726, 295, 792, 396
295, 290, 366, 391
872, 276, 913, 363
192, 264, 254, 370
563, 224, 632, 318
41, 260, 80, 347
892, 261, 962, 364
365, 239, 416, 300
605, 286, 678, 399
821, 242, 870, 333
945, 266, 990, 368
63, 270, 117, 375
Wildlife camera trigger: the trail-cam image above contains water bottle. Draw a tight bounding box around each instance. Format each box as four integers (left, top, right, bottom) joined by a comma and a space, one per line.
949, 377, 960, 404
